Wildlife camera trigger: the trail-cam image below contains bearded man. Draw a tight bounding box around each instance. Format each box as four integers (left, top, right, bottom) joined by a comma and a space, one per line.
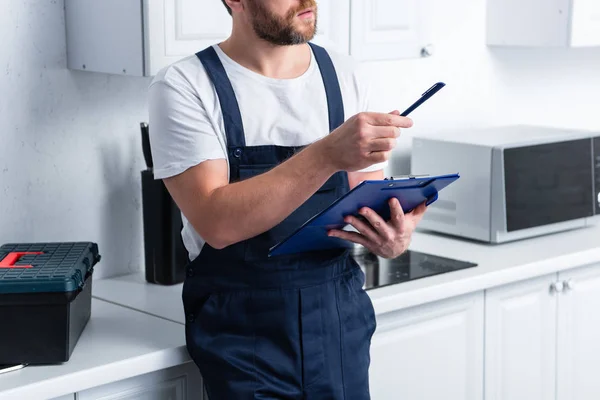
148, 1, 423, 398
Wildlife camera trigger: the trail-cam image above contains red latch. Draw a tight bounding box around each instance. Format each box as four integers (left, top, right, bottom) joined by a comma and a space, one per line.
0, 252, 43, 269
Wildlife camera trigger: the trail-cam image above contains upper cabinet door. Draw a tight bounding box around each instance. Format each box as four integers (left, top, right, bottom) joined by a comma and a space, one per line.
144, 0, 232, 76
486, 0, 600, 47
350, 0, 427, 61
310, 0, 350, 55
570, 0, 600, 47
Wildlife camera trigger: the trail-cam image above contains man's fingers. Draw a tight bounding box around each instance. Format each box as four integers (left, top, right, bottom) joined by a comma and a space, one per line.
344, 215, 380, 244
409, 202, 428, 225
366, 151, 391, 164
389, 198, 405, 227
368, 138, 397, 152
370, 126, 401, 139
363, 112, 413, 128
357, 207, 392, 237
327, 229, 371, 248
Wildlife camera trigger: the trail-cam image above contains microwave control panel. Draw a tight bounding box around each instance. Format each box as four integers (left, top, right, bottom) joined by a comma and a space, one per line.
595, 136, 600, 215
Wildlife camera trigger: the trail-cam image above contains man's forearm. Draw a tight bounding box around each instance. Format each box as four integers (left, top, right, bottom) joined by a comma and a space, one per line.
204, 141, 338, 248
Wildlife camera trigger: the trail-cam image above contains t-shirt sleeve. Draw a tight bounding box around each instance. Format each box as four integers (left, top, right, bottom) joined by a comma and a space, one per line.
355, 69, 388, 174
147, 72, 226, 180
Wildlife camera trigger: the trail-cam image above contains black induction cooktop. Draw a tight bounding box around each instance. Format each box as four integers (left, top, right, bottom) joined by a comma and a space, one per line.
352, 249, 477, 290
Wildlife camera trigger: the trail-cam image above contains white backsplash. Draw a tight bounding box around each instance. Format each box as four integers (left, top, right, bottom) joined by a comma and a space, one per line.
1, 0, 599, 278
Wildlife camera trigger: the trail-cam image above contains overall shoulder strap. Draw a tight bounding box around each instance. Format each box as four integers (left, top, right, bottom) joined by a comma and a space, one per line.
196, 46, 246, 147
307, 43, 345, 132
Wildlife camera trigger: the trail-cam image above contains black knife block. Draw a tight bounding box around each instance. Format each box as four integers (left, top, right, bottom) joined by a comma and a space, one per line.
141, 169, 188, 285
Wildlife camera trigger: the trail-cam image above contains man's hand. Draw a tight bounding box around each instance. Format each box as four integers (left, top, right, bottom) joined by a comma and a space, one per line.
316, 111, 413, 173
327, 198, 427, 259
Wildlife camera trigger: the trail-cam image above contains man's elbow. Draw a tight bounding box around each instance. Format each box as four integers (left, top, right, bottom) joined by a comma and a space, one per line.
197, 224, 238, 250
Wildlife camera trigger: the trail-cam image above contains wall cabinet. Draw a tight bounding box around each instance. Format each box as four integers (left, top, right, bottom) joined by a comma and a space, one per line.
143, 0, 351, 76
350, 0, 430, 61
369, 292, 484, 400
65, 0, 350, 76
65, 0, 428, 76
487, 0, 600, 47
485, 264, 600, 400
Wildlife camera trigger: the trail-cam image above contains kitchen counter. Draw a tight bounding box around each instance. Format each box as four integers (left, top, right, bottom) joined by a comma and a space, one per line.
91, 224, 600, 321
3, 224, 599, 399
0, 299, 191, 400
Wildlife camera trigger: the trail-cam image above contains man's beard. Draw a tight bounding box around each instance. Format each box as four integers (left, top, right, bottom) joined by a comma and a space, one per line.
247, 0, 318, 46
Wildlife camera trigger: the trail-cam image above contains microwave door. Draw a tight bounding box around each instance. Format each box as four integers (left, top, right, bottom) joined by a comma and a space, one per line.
503, 138, 595, 232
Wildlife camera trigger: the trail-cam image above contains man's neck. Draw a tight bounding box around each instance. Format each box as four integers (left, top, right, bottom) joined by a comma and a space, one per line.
218, 32, 311, 80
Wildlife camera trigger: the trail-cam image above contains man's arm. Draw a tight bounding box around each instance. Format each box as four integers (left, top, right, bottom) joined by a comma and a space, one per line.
163, 111, 410, 250
347, 169, 384, 190
164, 142, 338, 250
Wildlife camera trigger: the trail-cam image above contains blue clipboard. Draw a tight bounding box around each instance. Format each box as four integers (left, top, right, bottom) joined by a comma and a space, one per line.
268, 173, 460, 257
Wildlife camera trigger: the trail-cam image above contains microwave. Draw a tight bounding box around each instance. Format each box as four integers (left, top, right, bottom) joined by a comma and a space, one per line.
410, 125, 600, 243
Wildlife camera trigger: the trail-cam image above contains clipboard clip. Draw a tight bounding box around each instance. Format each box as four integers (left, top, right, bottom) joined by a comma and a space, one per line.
384, 174, 430, 180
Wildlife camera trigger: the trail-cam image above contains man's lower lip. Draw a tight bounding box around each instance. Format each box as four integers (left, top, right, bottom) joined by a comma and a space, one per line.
298, 11, 314, 18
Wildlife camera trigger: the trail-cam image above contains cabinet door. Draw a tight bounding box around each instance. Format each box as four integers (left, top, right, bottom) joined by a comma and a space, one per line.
350, 0, 427, 61
77, 362, 204, 400
369, 292, 484, 400
557, 264, 600, 400
570, 0, 600, 47
310, 0, 350, 54
485, 274, 558, 400
144, 0, 232, 76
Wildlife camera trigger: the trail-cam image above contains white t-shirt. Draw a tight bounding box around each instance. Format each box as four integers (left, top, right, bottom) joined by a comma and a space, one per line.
148, 44, 386, 260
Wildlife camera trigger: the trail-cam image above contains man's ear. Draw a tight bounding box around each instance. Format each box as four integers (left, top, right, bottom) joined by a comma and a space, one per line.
224, 0, 243, 14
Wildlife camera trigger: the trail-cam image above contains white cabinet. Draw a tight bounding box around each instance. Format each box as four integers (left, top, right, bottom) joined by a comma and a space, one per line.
310, 0, 350, 55
65, 0, 232, 76
50, 396, 76, 400
484, 274, 558, 400
557, 264, 600, 400
143, 0, 233, 76
350, 0, 430, 61
369, 292, 484, 400
485, 264, 600, 400
487, 0, 600, 47
570, 0, 600, 47
77, 362, 204, 400
65, 0, 352, 77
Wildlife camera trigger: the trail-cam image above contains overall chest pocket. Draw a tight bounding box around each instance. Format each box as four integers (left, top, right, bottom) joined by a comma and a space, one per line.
238, 165, 345, 262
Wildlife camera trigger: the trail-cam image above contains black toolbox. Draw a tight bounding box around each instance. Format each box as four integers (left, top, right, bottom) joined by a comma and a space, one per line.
0, 242, 101, 364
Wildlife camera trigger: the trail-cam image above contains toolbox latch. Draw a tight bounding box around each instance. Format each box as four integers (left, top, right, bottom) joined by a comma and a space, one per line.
0, 252, 43, 269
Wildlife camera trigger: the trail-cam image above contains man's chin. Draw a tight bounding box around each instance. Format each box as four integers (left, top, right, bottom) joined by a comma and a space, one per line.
295, 27, 317, 43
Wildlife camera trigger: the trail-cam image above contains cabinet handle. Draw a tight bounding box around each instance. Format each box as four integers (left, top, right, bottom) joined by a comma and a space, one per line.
550, 281, 564, 294
563, 279, 575, 291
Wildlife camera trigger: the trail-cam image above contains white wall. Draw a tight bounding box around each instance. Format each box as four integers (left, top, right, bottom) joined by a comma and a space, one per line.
1, 0, 599, 278
360, 0, 600, 175
0, 0, 151, 279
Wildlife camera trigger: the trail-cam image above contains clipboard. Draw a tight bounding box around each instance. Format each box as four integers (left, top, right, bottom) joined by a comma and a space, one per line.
268, 173, 460, 257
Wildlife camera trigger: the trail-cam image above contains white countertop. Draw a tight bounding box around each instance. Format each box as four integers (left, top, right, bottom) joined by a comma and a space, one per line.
92, 224, 600, 322
5, 225, 599, 399
0, 299, 190, 400
370, 224, 600, 314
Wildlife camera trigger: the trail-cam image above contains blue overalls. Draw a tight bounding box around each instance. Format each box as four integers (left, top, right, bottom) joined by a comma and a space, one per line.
182, 43, 377, 399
